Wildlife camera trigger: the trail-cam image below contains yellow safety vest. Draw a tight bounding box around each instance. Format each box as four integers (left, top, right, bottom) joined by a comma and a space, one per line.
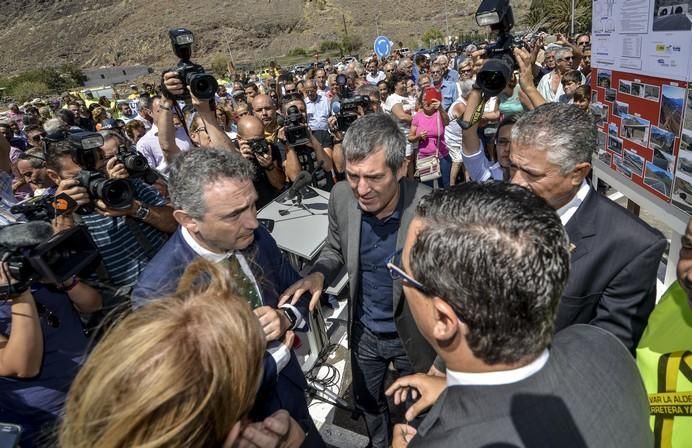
637, 281, 692, 448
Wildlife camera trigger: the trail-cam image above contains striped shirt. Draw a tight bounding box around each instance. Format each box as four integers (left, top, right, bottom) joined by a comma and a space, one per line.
80, 180, 169, 287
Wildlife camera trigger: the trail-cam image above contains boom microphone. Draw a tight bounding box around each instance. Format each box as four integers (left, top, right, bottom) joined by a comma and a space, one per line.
0, 222, 54, 250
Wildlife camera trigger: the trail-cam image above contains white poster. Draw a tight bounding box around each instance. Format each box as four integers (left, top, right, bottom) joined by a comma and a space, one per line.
592, 0, 692, 81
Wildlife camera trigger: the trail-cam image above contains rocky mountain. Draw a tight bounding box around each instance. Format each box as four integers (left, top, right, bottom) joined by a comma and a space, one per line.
0, 0, 530, 75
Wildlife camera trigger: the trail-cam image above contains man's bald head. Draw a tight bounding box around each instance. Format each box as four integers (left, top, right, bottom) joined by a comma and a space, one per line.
237, 115, 265, 140
251, 94, 277, 128
304, 80, 318, 100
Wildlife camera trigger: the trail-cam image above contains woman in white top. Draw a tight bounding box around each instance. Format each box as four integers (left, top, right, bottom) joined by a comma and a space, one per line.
445, 80, 475, 185
384, 72, 415, 156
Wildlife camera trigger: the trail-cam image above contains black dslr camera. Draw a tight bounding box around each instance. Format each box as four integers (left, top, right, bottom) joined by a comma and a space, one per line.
474, 0, 525, 97
116, 145, 158, 184
248, 138, 270, 156
337, 95, 371, 132
76, 170, 134, 213
165, 28, 218, 101
44, 130, 135, 214
0, 222, 101, 297
284, 105, 310, 146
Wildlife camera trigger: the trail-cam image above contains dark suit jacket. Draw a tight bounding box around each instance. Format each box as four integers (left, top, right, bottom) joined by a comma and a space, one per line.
558, 187, 667, 352
311, 179, 436, 373
131, 226, 313, 429
411, 325, 653, 448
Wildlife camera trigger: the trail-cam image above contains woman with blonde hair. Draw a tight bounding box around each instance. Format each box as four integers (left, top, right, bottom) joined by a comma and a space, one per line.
59, 259, 303, 448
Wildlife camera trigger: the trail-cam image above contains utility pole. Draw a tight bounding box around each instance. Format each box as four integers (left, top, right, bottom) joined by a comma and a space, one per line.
342, 14, 348, 36
445, 0, 450, 44
570, 0, 576, 35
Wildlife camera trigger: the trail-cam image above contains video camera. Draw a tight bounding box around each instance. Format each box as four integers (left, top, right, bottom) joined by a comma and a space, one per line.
116, 145, 158, 184
284, 105, 310, 146
0, 222, 101, 297
164, 28, 218, 101
336, 95, 371, 133
10, 195, 57, 222
474, 0, 526, 97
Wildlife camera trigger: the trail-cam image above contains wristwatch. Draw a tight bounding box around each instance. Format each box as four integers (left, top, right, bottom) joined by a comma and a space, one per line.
134, 203, 150, 220
282, 306, 298, 330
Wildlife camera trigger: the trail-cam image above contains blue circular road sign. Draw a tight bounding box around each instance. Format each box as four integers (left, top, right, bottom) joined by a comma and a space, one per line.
374, 36, 392, 59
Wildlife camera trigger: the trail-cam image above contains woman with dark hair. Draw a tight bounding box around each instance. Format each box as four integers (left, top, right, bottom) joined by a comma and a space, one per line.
383, 72, 415, 159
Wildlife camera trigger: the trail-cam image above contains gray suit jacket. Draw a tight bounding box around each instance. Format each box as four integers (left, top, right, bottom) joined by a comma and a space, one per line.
311, 178, 436, 372
411, 325, 653, 448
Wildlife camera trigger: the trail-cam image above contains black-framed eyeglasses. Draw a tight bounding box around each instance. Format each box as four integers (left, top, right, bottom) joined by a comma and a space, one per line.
559, 56, 574, 61
386, 249, 430, 294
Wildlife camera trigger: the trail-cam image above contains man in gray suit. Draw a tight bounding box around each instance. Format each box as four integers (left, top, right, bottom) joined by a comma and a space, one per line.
386, 182, 652, 448
281, 113, 435, 448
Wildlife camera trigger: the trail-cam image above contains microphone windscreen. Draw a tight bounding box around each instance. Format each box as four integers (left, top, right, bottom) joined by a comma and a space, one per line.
0, 222, 54, 250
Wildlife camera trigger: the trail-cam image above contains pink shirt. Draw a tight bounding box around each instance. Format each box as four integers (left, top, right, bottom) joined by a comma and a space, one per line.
412, 111, 448, 158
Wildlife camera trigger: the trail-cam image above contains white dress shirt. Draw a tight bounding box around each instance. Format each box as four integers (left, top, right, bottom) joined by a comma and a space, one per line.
446, 349, 550, 387
557, 180, 591, 226
136, 124, 193, 175
180, 227, 304, 374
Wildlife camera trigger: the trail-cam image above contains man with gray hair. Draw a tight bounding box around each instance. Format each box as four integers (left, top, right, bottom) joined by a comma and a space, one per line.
131, 148, 324, 447
280, 113, 436, 448
537, 46, 584, 102
509, 102, 666, 352
133, 95, 154, 131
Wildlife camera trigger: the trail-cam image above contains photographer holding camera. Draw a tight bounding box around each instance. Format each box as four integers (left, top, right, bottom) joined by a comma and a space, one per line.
237, 115, 286, 208
41, 133, 176, 292
0, 223, 102, 448
277, 96, 334, 190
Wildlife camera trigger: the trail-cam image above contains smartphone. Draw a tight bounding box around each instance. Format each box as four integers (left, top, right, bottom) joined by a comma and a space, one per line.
423, 87, 442, 104
0, 423, 22, 448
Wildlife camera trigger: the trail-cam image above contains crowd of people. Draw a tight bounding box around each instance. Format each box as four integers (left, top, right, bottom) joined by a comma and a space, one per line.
0, 28, 687, 448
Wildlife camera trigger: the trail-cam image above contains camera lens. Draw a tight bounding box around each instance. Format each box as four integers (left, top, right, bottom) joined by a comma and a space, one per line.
123, 153, 148, 172
189, 73, 218, 100
95, 178, 134, 209
476, 58, 513, 97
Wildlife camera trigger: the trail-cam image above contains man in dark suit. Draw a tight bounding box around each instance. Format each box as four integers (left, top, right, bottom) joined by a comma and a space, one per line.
509, 102, 666, 352
131, 148, 323, 447
387, 183, 652, 447
281, 113, 436, 448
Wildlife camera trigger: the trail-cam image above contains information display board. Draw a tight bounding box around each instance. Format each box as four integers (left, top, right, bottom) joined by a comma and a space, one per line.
591, 0, 692, 215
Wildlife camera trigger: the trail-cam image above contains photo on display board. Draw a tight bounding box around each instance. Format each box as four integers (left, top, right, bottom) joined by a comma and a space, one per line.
621, 114, 651, 146
631, 83, 644, 97
605, 88, 617, 102
644, 161, 673, 197
623, 150, 645, 177
598, 149, 613, 166
644, 84, 661, 101
591, 103, 608, 127
608, 135, 624, 155
619, 79, 632, 95
659, 84, 686, 136
597, 69, 612, 89
652, 0, 692, 32
598, 130, 607, 148
672, 174, 692, 214
591, 90, 598, 104
609, 122, 619, 136
649, 125, 676, 155
614, 155, 632, 178
673, 147, 692, 213
682, 129, 692, 152
614, 100, 629, 117
684, 86, 692, 131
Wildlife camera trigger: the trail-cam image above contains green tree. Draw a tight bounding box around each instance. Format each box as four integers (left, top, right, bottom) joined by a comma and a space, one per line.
10, 81, 50, 102
421, 28, 444, 47
209, 53, 230, 77
524, 0, 592, 34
